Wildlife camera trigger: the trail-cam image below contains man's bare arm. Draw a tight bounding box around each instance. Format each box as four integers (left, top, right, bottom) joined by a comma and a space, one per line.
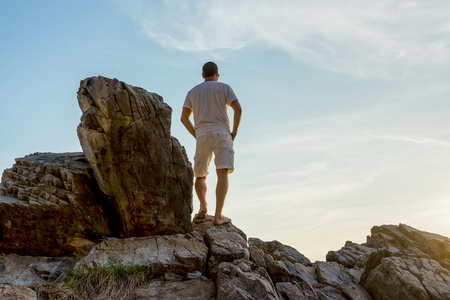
180, 107, 196, 138
230, 100, 242, 141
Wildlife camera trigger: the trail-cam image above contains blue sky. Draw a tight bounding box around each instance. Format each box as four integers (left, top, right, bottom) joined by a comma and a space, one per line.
1, 0, 450, 261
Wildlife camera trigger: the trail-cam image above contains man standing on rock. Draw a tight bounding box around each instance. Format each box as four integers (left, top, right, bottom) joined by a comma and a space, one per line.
181, 62, 242, 226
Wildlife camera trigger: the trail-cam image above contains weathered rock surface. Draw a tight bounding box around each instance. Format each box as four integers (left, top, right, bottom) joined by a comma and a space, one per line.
0, 152, 115, 256
358, 224, 450, 300
0, 254, 73, 286
78, 233, 208, 277
328, 223, 450, 300
216, 260, 279, 300
205, 226, 250, 279
0, 284, 37, 300
276, 281, 319, 300
326, 242, 377, 269
132, 277, 216, 300
0, 221, 448, 299
249, 237, 316, 286
77, 76, 193, 237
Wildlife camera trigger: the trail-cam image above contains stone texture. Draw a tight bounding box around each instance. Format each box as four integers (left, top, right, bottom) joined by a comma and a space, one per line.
192, 214, 247, 239
276, 281, 320, 300
77, 76, 193, 237
78, 233, 208, 278
0, 284, 37, 300
205, 226, 250, 279
315, 261, 355, 287
355, 224, 450, 300
367, 223, 450, 265
132, 277, 216, 300
249, 237, 311, 266
323, 224, 450, 300
0, 152, 114, 256
326, 241, 377, 269
340, 282, 373, 300
249, 237, 316, 285
216, 260, 279, 300
315, 285, 348, 300
361, 250, 450, 300
0, 219, 446, 299
0, 254, 72, 286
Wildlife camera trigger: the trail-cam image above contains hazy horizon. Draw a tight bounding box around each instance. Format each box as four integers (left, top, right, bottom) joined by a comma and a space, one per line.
1, 0, 450, 261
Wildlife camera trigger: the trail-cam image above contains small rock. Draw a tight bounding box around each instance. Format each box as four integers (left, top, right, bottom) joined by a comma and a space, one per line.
186, 270, 202, 280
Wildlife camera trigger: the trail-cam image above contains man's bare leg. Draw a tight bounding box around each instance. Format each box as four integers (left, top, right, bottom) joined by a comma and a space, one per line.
194, 176, 208, 219
214, 169, 231, 225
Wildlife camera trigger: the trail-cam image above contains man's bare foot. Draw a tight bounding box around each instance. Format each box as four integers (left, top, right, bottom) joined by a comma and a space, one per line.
194, 209, 207, 220
214, 216, 231, 226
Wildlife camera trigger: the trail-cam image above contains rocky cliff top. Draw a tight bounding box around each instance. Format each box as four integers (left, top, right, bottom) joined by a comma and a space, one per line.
0, 220, 449, 299
0, 77, 449, 299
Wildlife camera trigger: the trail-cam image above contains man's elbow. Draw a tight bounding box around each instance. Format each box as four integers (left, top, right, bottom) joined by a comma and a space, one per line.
235, 105, 242, 115
232, 101, 242, 113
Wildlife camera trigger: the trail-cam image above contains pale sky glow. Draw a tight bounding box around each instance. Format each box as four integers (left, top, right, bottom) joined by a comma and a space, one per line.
122, 0, 450, 79
1, 0, 450, 261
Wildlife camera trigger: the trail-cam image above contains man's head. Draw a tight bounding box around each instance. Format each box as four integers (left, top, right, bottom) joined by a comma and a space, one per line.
202, 62, 218, 79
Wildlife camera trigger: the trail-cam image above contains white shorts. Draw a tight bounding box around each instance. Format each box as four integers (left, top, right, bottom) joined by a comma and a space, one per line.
194, 131, 234, 178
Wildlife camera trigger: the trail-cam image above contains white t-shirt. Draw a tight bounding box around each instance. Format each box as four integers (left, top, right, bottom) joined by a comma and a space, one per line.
183, 81, 238, 136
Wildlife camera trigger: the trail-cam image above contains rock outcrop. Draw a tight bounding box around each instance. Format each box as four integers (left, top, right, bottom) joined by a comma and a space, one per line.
0, 152, 116, 256
77, 76, 193, 237
0, 221, 449, 299
327, 223, 450, 300
1, 77, 449, 299
361, 224, 450, 300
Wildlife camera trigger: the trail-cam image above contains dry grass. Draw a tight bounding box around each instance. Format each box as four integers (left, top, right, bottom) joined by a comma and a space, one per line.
34, 282, 75, 300
34, 260, 148, 300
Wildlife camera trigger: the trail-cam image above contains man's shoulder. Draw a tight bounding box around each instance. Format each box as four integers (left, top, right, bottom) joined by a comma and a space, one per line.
188, 81, 231, 93
188, 82, 204, 93
216, 81, 232, 88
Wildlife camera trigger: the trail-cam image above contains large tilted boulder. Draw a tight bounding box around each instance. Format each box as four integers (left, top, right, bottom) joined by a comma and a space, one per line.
0, 152, 116, 256
77, 76, 193, 237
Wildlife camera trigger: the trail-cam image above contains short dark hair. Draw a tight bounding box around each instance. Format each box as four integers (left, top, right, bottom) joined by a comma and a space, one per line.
202, 62, 218, 78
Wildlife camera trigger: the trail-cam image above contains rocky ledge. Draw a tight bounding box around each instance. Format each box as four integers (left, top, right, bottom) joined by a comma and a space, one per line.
0, 152, 115, 256
0, 221, 449, 299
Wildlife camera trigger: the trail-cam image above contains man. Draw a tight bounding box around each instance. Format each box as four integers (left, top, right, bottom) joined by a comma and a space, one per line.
181, 62, 242, 226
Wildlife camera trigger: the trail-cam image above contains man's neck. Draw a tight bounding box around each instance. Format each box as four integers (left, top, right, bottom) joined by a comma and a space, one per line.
204, 75, 219, 82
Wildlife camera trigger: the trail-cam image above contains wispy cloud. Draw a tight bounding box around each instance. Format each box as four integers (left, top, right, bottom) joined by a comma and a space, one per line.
369, 132, 450, 147
116, 0, 450, 79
